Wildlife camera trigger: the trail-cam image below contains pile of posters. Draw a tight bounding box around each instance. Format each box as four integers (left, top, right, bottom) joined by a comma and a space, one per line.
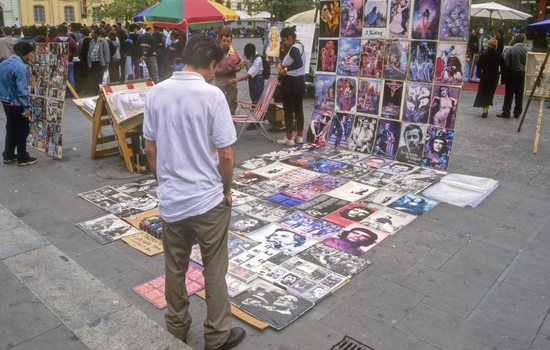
313, 0, 470, 170
107, 88, 150, 123
28, 42, 69, 159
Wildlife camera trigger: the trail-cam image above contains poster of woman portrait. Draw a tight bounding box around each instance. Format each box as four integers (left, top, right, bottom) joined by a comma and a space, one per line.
340, 0, 363, 37
411, 0, 441, 40
335, 77, 357, 113
429, 85, 460, 129
360, 39, 384, 78
265, 22, 284, 58
320, 0, 342, 37
328, 113, 355, 148
381, 80, 404, 120
317, 39, 339, 73
373, 119, 401, 158
383, 39, 409, 80
422, 126, 454, 170
314, 74, 336, 110
357, 78, 381, 115
439, 0, 469, 41
434, 43, 466, 85
363, 0, 388, 36
408, 40, 437, 82
337, 38, 361, 76
403, 82, 433, 123
388, 0, 411, 38
348, 115, 379, 154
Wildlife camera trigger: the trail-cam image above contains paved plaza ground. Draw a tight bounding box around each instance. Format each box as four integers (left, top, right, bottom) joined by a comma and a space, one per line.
1, 38, 550, 350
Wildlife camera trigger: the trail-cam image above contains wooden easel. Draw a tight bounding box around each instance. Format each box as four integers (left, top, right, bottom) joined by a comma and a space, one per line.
92, 81, 154, 173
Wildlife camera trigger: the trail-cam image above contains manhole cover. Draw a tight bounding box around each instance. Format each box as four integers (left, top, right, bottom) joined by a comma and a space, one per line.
331, 335, 375, 350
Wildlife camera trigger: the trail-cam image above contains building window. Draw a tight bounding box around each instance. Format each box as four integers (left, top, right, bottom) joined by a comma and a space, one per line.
92, 7, 101, 22
237, 2, 242, 10
34, 5, 46, 23
64, 6, 75, 22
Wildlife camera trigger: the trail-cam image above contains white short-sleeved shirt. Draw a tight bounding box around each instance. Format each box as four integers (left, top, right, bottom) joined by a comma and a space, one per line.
143, 71, 237, 223
247, 55, 263, 78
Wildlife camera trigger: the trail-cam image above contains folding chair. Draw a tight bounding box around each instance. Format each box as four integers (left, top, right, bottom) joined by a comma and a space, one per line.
232, 75, 278, 141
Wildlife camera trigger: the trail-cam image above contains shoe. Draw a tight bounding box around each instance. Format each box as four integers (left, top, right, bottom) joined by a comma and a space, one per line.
277, 138, 295, 146
17, 157, 38, 166
481, 112, 488, 118
496, 113, 510, 119
514, 114, 520, 119
214, 327, 246, 350
294, 136, 304, 144
3, 157, 16, 164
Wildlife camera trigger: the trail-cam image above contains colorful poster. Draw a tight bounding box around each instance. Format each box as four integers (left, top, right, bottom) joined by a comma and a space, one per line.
335, 77, 357, 112
373, 119, 401, 158
328, 113, 355, 147
265, 22, 284, 58
363, 0, 388, 37
348, 115, 378, 154
422, 126, 454, 170
314, 74, 336, 111
381, 80, 404, 119
383, 39, 409, 80
340, 0, 363, 37
434, 43, 466, 85
388, 0, 411, 38
360, 39, 384, 78
429, 85, 460, 129
403, 82, 432, 123
439, 0, 469, 41
320, 0, 342, 37
408, 41, 437, 82
317, 39, 339, 73
337, 38, 361, 76
411, 0, 441, 40
307, 108, 334, 145
357, 78, 382, 115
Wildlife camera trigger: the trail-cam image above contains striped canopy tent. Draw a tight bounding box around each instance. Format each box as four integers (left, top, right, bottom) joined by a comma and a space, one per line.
144, 0, 226, 30
208, 1, 239, 22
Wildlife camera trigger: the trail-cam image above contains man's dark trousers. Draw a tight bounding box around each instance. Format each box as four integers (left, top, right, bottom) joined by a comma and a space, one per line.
502, 72, 525, 118
2, 104, 29, 162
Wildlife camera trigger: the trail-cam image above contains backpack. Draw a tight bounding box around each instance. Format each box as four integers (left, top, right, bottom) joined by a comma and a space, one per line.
107, 39, 116, 57
256, 54, 271, 79
123, 37, 135, 56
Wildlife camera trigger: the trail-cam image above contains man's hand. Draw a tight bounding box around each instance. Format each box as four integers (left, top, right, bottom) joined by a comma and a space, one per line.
22, 110, 31, 118
223, 191, 232, 206
229, 78, 238, 84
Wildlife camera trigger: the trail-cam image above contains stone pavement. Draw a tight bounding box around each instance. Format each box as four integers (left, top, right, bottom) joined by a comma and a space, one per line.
1, 38, 550, 350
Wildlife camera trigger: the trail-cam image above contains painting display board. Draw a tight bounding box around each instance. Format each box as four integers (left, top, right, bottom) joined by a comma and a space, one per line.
94, 82, 154, 172
28, 42, 69, 159
313, 0, 471, 171
525, 52, 550, 99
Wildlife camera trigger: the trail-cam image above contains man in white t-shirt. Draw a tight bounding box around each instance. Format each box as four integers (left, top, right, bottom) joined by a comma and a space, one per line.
143, 34, 245, 350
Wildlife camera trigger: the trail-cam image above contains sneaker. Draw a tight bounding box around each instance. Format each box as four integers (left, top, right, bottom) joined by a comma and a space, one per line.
3, 157, 16, 164
17, 157, 38, 166
277, 138, 295, 146
294, 136, 304, 144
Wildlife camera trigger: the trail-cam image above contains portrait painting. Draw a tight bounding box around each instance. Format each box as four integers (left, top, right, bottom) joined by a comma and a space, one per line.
429, 85, 460, 129
411, 0, 441, 40
320, 0, 342, 37
360, 39, 384, 78
422, 126, 454, 170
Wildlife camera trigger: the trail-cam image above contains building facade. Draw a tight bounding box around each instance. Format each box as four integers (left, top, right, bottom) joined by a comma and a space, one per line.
19, 0, 111, 26
0, 0, 21, 26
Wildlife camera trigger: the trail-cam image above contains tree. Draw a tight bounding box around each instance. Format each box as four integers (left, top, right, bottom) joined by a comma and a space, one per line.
100, 0, 157, 22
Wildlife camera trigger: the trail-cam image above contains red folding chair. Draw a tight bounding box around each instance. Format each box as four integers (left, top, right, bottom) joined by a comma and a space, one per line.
232, 75, 278, 141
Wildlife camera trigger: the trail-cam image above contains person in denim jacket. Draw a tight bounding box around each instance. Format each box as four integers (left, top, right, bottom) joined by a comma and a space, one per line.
0, 42, 37, 166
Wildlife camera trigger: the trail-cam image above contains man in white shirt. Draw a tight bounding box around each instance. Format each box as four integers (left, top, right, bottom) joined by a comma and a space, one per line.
143, 34, 245, 350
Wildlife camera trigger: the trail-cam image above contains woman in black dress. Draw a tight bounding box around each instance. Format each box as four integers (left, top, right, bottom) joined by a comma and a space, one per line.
473, 38, 505, 118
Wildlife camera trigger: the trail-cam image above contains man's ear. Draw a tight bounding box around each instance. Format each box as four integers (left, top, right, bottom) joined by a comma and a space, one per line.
209, 60, 218, 71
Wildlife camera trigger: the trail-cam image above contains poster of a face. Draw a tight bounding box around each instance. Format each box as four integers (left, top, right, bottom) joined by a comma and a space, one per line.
265, 22, 284, 58
340, 0, 363, 37
411, 0, 441, 40
363, 0, 388, 37
434, 43, 466, 85
317, 39, 339, 73
403, 82, 432, 123
348, 115, 378, 154
383, 39, 409, 80
337, 38, 361, 76
373, 119, 401, 158
357, 78, 381, 115
429, 85, 460, 129
314, 74, 336, 110
381, 80, 404, 120
388, 0, 411, 38
439, 0, 469, 41
360, 39, 384, 78
320, 0, 342, 37
335, 77, 357, 112
422, 126, 454, 170
328, 113, 355, 148
408, 41, 437, 82
395, 123, 427, 165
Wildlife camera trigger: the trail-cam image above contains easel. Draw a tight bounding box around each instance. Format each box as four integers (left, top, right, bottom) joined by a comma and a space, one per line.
517, 46, 550, 155
92, 81, 154, 173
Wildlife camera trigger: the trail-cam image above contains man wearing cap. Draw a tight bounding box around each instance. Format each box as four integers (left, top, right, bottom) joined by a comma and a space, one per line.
497, 33, 530, 119
0, 42, 37, 166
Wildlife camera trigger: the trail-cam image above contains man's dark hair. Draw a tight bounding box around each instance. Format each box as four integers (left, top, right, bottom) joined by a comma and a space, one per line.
220, 28, 232, 38
3, 27, 12, 36
244, 43, 256, 59
181, 34, 223, 69
403, 124, 423, 139
81, 27, 91, 36
48, 26, 58, 39
340, 207, 372, 221
129, 24, 137, 32
57, 24, 68, 35
13, 27, 22, 36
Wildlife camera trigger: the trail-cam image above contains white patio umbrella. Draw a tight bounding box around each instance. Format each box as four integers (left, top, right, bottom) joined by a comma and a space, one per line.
471, 2, 532, 20
249, 11, 272, 20
285, 9, 319, 24
235, 10, 252, 20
